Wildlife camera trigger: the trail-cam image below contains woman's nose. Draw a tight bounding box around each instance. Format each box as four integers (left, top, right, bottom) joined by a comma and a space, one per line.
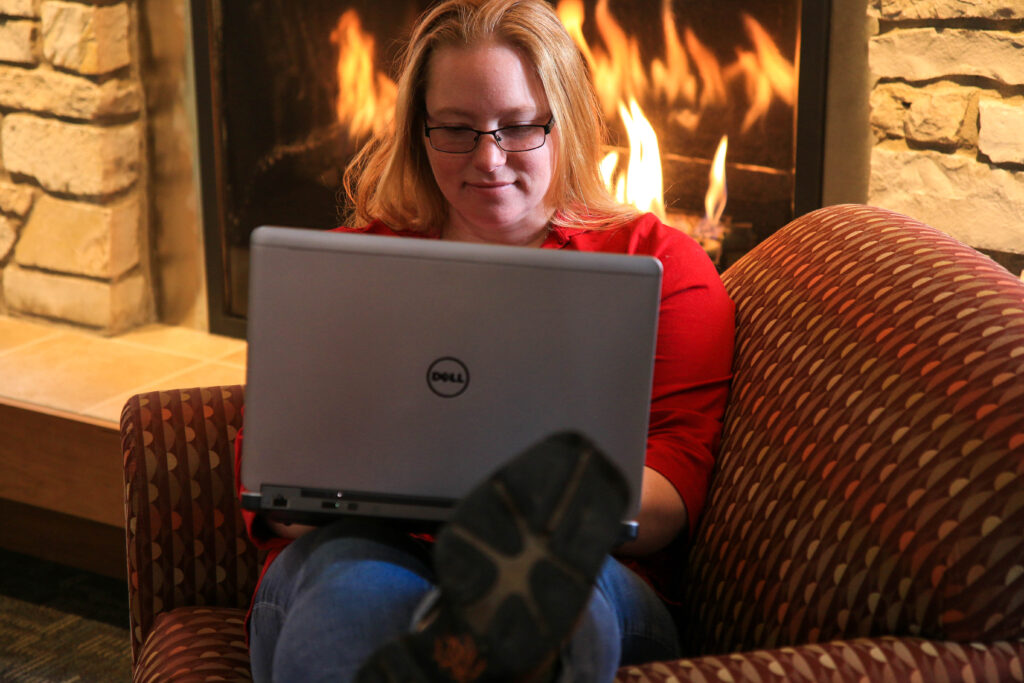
472, 134, 507, 171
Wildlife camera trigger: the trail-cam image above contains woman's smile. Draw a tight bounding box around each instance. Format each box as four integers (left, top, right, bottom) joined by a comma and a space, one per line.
466, 179, 515, 191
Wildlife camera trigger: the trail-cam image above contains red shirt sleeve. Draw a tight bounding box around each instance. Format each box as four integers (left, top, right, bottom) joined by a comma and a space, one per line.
561, 214, 735, 534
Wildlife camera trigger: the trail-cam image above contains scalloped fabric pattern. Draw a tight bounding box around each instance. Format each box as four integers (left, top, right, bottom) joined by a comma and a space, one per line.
132, 606, 252, 682
680, 205, 1024, 654
122, 385, 261, 663
615, 636, 1024, 682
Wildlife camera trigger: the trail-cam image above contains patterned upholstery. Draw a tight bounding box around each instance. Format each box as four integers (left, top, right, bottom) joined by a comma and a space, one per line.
122, 205, 1023, 681
122, 385, 258, 679
618, 636, 1024, 681
132, 606, 251, 682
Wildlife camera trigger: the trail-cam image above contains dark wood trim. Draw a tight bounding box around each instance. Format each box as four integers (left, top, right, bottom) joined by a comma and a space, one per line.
794, 0, 831, 217
0, 498, 126, 580
192, 0, 248, 339
0, 399, 122, 528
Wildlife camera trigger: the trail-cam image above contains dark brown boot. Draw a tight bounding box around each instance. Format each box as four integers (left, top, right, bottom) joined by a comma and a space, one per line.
356, 432, 629, 682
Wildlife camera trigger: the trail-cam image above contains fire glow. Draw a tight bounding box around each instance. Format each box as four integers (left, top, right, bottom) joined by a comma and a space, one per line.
694, 135, 729, 261
330, 10, 396, 139
556, 0, 795, 133
599, 99, 665, 219
330, 2, 795, 236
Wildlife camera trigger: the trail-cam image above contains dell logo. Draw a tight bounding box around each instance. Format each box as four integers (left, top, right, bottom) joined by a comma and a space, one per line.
427, 357, 469, 398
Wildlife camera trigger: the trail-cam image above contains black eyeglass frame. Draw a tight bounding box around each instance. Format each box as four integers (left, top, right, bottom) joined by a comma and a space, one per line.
423, 117, 555, 154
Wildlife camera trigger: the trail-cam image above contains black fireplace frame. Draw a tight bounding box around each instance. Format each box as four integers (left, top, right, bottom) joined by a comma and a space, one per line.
192, 0, 831, 338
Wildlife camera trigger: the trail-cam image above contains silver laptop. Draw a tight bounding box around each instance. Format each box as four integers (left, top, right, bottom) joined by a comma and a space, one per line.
240, 226, 662, 534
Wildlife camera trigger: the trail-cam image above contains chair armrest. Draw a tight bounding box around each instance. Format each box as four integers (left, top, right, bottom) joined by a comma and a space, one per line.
684, 205, 1024, 654
122, 385, 259, 663
615, 636, 1024, 681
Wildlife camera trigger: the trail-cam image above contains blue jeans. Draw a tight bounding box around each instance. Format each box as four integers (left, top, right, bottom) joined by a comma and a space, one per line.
249, 519, 680, 682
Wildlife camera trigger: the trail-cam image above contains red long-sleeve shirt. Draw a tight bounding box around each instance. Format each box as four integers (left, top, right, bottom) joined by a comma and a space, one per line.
235, 212, 735, 604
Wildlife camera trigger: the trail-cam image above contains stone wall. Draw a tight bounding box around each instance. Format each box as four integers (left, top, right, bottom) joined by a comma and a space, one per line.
0, 0, 152, 333
868, 0, 1024, 270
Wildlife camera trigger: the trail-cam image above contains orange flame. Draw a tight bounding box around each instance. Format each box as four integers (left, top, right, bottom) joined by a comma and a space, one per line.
330, 10, 397, 138
726, 15, 796, 132
650, 0, 697, 114
556, 0, 791, 221
694, 135, 728, 259
600, 99, 665, 220
705, 135, 728, 226
557, 1, 792, 131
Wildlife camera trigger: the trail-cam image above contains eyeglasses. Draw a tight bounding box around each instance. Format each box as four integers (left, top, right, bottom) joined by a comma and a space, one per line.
424, 117, 554, 154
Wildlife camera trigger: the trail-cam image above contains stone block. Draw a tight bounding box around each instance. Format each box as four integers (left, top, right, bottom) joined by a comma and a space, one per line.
15, 194, 139, 278
903, 85, 973, 147
41, 1, 129, 76
0, 64, 141, 119
0, 179, 36, 216
870, 82, 915, 141
1, 113, 139, 196
869, 145, 1024, 255
870, 29, 1024, 86
0, 214, 19, 261
870, 82, 978, 147
0, 0, 38, 18
3, 263, 149, 332
879, 0, 1024, 19
979, 98, 1024, 165
0, 17, 37, 64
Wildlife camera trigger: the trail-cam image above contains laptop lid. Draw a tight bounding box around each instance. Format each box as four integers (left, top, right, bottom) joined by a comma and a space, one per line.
240, 226, 662, 525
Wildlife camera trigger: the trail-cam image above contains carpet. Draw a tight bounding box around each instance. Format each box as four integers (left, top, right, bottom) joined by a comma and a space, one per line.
0, 548, 131, 682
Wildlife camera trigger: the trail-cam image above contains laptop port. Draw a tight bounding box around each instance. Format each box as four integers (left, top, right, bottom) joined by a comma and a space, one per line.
272, 495, 288, 507
322, 501, 340, 510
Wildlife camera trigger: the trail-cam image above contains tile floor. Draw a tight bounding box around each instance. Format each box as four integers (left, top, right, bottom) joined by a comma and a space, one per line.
0, 314, 246, 428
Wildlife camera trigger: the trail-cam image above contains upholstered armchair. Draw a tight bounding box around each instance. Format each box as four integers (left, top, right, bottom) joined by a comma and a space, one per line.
122, 204, 1024, 681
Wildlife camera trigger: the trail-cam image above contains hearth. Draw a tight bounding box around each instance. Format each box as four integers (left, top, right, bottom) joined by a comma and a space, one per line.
191, 0, 830, 337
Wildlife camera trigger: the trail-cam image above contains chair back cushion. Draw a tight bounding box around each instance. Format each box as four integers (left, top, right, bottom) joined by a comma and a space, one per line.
122, 385, 260, 662
680, 205, 1024, 654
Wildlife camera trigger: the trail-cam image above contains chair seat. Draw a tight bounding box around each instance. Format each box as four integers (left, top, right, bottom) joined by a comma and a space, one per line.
133, 606, 252, 682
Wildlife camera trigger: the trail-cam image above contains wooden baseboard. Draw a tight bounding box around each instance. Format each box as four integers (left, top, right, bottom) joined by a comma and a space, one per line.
0, 398, 125, 579
0, 399, 122, 527
0, 497, 125, 579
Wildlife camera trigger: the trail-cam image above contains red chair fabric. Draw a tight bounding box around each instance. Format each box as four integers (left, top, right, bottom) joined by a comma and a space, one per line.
122, 385, 258, 679
677, 205, 1024, 656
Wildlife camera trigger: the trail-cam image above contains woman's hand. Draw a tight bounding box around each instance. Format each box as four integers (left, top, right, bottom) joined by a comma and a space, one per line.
615, 467, 688, 557
264, 517, 317, 540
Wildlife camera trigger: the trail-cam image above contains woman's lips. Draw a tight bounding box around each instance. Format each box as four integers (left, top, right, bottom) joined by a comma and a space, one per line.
466, 180, 513, 190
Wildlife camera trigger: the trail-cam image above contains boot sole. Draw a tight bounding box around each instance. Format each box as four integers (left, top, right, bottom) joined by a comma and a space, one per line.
360, 432, 629, 682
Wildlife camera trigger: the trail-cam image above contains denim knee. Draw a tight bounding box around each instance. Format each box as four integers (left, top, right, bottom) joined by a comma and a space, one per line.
595, 557, 680, 666
249, 520, 435, 683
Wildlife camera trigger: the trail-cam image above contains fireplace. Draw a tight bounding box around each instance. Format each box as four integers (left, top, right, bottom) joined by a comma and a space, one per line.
191, 0, 832, 337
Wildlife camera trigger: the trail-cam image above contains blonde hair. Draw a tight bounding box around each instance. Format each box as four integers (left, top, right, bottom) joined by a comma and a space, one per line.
342, 0, 636, 233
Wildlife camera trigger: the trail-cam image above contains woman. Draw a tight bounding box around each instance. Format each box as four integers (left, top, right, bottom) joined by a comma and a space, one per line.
238, 0, 734, 680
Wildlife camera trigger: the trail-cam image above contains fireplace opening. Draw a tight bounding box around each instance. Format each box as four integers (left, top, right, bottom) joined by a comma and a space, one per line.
192, 0, 830, 338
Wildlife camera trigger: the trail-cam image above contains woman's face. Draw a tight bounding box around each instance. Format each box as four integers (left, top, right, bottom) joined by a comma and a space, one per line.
423, 40, 556, 247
